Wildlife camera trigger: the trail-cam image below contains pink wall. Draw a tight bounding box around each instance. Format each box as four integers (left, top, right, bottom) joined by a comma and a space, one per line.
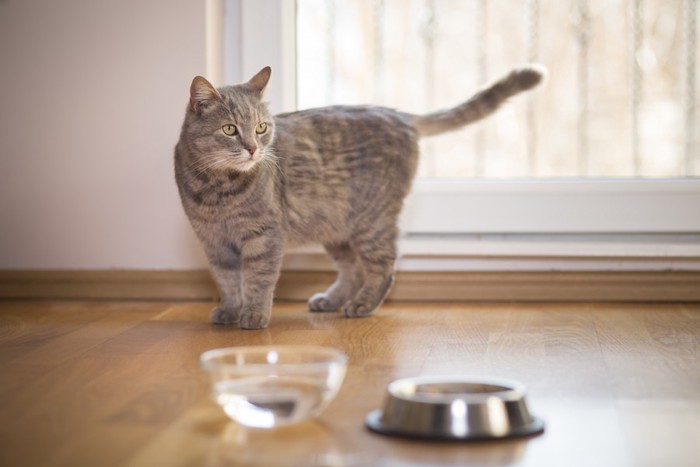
0, 0, 210, 269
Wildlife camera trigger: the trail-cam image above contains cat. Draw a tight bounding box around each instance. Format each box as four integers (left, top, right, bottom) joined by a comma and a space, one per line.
175, 64, 545, 329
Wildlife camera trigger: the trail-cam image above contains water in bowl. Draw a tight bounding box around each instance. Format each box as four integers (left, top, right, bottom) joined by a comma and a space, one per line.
213, 376, 331, 428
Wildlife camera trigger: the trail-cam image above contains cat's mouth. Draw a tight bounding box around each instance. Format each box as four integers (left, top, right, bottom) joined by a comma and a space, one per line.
235, 152, 262, 172
237, 159, 258, 172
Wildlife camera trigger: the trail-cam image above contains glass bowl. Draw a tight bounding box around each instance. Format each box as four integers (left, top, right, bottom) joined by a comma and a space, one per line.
200, 346, 348, 429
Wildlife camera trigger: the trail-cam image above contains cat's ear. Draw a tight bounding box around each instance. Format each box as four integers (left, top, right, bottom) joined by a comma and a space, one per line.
246, 66, 272, 96
189, 76, 221, 113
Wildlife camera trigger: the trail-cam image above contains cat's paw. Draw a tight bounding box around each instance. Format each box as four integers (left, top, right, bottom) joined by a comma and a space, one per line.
239, 311, 270, 330
343, 275, 393, 319
343, 301, 376, 318
308, 293, 342, 312
210, 306, 240, 325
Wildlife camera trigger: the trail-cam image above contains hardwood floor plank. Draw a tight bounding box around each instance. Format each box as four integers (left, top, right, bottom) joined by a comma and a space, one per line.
0, 301, 111, 363
618, 400, 700, 467
0, 319, 203, 466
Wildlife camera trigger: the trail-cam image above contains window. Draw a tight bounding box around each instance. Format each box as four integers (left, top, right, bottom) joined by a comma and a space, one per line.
297, 0, 699, 179
217, 0, 699, 238
294, 0, 700, 234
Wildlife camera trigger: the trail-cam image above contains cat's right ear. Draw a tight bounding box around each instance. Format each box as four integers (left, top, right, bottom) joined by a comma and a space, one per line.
247, 66, 272, 96
189, 76, 221, 114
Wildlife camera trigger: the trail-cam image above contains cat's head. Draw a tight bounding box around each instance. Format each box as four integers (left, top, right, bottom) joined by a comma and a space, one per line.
182, 67, 275, 173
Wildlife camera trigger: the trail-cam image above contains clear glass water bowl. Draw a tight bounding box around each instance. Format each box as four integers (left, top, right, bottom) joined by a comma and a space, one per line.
200, 346, 348, 429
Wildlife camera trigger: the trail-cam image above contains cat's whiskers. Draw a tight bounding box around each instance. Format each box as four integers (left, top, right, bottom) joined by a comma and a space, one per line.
188, 159, 220, 176
188, 151, 237, 176
260, 150, 286, 182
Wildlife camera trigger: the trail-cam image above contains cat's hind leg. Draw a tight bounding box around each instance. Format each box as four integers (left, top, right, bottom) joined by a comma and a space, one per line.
343, 228, 397, 318
308, 242, 365, 312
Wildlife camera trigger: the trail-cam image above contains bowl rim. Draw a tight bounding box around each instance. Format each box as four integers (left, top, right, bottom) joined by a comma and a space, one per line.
199, 345, 348, 372
386, 376, 527, 404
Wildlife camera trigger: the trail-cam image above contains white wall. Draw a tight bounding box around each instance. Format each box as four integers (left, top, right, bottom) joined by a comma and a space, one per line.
0, 0, 211, 269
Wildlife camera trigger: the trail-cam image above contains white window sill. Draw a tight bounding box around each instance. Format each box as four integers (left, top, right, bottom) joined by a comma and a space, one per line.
401, 179, 700, 234
283, 234, 700, 272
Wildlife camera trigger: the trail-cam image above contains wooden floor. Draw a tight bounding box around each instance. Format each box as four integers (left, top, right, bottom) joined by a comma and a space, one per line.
1, 300, 699, 467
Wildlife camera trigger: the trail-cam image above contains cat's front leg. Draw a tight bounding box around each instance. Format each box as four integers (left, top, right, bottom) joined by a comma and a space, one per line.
239, 236, 284, 330
207, 248, 243, 324
200, 239, 243, 324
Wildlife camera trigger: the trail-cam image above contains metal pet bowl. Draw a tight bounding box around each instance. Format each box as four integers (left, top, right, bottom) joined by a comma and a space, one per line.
366, 376, 544, 440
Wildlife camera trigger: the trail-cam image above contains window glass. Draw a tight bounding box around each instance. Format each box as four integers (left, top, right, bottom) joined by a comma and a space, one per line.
296, 0, 699, 179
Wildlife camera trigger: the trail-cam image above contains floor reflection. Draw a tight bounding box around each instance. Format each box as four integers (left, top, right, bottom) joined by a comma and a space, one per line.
207, 419, 377, 466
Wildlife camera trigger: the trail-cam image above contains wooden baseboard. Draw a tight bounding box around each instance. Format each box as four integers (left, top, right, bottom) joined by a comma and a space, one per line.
0, 270, 219, 301
1, 269, 699, 302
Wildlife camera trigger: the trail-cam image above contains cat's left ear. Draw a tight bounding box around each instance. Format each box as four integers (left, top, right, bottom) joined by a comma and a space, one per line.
189, 76, 221, 113
247, 66, 272, 96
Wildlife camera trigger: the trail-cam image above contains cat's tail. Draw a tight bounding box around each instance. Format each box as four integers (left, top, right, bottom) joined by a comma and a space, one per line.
410, 64, 547, 138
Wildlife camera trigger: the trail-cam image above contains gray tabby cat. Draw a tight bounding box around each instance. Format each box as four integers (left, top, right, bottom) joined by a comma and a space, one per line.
175, 65, 544, 329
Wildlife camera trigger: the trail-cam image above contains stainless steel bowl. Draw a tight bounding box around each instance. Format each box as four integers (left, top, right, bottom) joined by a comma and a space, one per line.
366, 376, 544, 440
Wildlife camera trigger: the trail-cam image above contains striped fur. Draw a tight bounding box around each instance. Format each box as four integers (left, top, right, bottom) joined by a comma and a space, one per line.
174, 65, 545, 329
411, 65, 546, 136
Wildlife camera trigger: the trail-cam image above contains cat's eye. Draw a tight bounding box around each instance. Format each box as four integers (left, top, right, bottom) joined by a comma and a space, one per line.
222, 124, 237, 136
255, 122, 268, 134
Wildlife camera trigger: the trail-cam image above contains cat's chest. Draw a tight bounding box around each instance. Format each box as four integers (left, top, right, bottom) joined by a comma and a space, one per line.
182, 169, 271, 212
184, 182, 280, 239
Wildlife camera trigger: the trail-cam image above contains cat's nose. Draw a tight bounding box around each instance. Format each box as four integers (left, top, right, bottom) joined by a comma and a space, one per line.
244, 145, 257, 156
